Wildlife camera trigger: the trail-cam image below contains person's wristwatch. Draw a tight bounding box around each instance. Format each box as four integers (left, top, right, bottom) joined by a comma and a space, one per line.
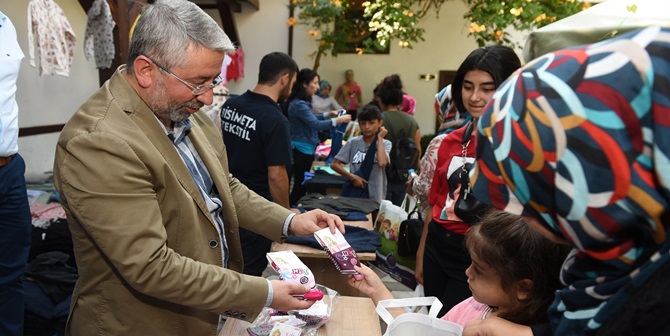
287, 219, 294, 236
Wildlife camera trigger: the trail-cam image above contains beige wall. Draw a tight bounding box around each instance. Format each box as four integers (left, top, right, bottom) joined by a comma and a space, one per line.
295, 1, 482, 137
1, 0, 99, 177
225, 1, 492, 137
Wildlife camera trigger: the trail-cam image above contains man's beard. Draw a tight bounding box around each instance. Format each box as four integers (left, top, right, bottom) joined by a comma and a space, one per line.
277, 82, 291, 104
149, 80, 203, 124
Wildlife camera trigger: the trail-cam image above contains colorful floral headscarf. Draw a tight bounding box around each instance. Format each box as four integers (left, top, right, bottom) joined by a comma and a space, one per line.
472, 27, 670, 334
435, 84, 472, 135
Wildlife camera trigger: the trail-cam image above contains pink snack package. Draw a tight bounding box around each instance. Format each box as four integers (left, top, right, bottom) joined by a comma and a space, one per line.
266, 251, 323, 300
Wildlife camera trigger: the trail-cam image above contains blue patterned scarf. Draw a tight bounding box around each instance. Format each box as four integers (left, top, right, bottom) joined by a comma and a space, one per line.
472, 27, 670, 334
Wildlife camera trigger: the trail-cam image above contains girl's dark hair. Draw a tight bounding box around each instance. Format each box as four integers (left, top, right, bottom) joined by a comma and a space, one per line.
466, 210, 569, 325
452, 45, 521, 114
287, 68, 319, 103
377, 74, 404, 107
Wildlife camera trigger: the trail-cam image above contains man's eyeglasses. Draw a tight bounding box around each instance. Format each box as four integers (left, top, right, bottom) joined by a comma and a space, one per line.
143, 55, 222, 96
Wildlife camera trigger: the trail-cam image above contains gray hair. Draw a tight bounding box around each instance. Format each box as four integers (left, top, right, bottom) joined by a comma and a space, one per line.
127, 0, 235, 73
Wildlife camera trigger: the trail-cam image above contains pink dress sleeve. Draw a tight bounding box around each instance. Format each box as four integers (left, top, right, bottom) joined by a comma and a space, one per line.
442, 297, 489, 327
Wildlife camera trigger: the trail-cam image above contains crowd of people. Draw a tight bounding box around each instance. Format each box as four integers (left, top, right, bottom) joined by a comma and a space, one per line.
351, 25, 670, 336
218, 24, 670, 336
3, 0, 669, 335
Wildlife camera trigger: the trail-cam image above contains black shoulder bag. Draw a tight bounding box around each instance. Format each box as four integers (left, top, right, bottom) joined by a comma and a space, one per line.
453, 122, 491, 224
398, 204, 423, 258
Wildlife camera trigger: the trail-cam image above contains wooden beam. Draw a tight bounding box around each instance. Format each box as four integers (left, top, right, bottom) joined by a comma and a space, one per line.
288, 4, 294, 57
79, 0, 119, 24
241, 0, 259, 10
197, 4, 218, 9
217, 0, 240, 47
78, 0, 94, 12
78, 0, 147, 86
93, 0, 130, 86
19, 124, 65, 137
220, 0, 241, 13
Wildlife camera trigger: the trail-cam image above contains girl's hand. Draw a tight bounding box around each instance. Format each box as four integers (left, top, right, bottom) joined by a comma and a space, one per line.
347, 264, 387, 299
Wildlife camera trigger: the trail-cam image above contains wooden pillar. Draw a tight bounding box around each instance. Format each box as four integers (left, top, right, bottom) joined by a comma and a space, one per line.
288, 4, 294, 57
217, 0, 240, 47
79, 0, 256, 85
78, 0, 147, 86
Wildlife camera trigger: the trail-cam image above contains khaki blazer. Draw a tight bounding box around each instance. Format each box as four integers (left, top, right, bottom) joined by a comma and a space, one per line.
54, 67, 292, 335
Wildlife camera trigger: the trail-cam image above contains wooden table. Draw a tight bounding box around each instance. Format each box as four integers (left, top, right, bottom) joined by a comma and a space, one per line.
272, 216, 376, 297
219, 296, 381, 336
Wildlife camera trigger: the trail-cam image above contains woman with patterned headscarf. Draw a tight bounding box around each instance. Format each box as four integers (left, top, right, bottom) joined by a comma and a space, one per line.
467, 27, 670, 335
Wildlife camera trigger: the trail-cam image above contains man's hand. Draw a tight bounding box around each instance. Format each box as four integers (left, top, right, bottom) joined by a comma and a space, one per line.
268, 280, 315, 312
290, 209, 345, 236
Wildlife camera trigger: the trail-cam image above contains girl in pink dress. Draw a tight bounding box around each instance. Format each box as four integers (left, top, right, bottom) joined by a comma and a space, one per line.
348, 210, 568, 327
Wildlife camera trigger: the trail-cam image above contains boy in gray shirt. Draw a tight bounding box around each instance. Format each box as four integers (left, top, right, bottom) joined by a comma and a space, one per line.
332, 105, 392, 203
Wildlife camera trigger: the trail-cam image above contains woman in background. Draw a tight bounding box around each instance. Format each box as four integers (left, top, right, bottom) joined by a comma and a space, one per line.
288, 69, 351, 206
311, 80, 342, 117
377, 74, 422, 205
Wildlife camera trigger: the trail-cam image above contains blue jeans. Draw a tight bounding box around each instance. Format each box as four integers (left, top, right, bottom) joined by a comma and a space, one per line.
0, 154, 32, 335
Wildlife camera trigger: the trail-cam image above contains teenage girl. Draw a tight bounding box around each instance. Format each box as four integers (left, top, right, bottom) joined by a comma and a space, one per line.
417, 45, 521, 316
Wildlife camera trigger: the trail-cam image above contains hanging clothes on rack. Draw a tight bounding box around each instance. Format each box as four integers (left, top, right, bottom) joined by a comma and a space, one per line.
225, 51, 240, 82
27, 0, 76, 77
220, 53, 233, 85
235, 47, 245, 79
84, 0, 115, 69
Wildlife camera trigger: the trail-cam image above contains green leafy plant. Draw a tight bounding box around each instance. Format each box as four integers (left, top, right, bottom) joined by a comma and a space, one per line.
288, 0, 425, 70
290, 0, 591, 70
363, 1, 425, 50
463, 0, 591, 47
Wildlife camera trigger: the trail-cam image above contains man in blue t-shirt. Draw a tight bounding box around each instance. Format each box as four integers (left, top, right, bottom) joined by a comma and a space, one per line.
221, 52, 298, 275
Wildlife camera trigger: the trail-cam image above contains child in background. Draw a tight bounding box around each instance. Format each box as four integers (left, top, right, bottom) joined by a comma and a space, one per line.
331, 105, 391, 204
348, 210, 569, 326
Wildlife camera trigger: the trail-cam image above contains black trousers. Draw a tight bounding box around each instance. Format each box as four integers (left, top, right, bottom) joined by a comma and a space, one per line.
289, 148, 314, 206
423, 219, 472, 317
239, 227, 273, 276
385, 181, 406, 206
